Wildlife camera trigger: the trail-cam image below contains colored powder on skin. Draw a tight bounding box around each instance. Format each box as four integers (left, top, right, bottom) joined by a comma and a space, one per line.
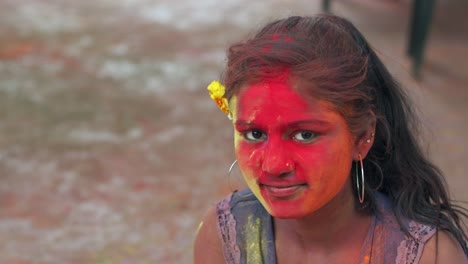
244, 215, 262, 263
230, 78, 355, 219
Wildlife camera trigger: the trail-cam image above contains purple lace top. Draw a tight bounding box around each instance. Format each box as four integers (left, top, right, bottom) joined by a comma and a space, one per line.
216, 189, 436, 264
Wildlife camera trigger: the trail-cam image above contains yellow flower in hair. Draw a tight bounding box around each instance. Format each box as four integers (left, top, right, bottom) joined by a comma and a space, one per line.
207, 80, 231, 118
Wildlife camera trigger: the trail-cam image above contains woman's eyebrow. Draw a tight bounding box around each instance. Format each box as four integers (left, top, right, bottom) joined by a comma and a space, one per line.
235, 119, 331, 128
234, 120, 270, 130
288, 120, 331, 127
235, 120, 253, 127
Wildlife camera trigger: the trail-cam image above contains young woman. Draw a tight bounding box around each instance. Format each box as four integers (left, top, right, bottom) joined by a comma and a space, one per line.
194, 14, 467, 263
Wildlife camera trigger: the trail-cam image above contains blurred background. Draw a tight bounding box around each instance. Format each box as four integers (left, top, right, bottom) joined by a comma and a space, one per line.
0, 0, 466, 263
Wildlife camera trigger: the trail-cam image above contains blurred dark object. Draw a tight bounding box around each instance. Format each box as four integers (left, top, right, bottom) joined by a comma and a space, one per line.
322, 0, 436, 79
407, 0, 435, 79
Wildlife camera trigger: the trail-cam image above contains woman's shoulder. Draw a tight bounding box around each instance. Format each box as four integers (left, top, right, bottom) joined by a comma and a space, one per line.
375, 192, 436, 242
418, 230, 468, 264
193, 205, 226, 264
194, 189, 263, 264
373, 192, 440, 263
194, 190, 259, 264
214, 189, 275, 263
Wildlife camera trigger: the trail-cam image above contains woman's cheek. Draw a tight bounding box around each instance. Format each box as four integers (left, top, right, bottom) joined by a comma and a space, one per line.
235, 140, 262, 178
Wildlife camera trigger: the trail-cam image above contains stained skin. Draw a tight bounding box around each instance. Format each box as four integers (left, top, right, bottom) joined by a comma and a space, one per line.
230, 79, 356, 219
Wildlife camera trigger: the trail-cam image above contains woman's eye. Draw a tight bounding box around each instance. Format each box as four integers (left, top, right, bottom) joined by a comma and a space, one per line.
292, 131, 317, 142
244, 130, 266, 141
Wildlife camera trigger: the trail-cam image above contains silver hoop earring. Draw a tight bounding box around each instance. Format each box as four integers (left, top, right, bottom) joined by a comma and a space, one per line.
228, 159, 238, 177
227, 159, 253, 198
356, 153, 365, 203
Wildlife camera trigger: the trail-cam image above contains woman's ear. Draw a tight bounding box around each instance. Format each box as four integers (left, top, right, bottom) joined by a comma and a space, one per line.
352, 111, 376, 160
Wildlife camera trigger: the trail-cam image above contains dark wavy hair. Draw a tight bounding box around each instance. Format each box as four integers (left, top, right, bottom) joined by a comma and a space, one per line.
222, 14, 467, 254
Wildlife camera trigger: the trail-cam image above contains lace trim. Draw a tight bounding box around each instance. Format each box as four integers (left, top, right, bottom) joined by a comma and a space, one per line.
216, 194, 241, 264
395, 221, 436, 264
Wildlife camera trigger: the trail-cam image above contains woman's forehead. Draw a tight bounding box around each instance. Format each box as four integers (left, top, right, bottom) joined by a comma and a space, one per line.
232, 80, 337, 122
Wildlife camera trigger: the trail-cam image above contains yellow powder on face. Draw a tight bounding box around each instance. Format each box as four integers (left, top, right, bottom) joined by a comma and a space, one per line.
230, 96, 241, 150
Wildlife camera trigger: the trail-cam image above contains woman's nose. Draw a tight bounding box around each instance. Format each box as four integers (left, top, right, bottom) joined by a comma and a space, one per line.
261, 141, 294, 176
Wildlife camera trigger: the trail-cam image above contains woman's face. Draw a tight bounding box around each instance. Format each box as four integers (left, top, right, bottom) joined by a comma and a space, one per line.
231, 79, 357, 219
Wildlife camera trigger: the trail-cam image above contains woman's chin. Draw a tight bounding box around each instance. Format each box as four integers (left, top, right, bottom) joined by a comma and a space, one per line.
261, 199, 312, 219
271, 212, 305, 219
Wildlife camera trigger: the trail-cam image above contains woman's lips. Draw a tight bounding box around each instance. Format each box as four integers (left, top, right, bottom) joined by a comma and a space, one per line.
260, 183, 307, 198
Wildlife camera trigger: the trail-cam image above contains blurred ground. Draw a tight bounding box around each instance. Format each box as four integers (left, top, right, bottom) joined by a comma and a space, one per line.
0, 0, 466, 263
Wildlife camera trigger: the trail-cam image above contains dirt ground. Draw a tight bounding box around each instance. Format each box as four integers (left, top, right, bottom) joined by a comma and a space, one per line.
0, 0, 466, 263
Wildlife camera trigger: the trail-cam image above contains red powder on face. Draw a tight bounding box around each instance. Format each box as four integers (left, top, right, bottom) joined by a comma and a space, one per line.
233, 78, 356, 219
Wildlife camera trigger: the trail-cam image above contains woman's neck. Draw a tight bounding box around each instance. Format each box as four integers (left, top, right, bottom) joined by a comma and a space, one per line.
274, 180, 372, 252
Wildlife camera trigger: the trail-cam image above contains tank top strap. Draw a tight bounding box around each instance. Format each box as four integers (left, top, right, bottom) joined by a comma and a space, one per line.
216, 189, 276, 264
216, 190, 436, 264
216, 192, 241, 264
368, 193, 436, 264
